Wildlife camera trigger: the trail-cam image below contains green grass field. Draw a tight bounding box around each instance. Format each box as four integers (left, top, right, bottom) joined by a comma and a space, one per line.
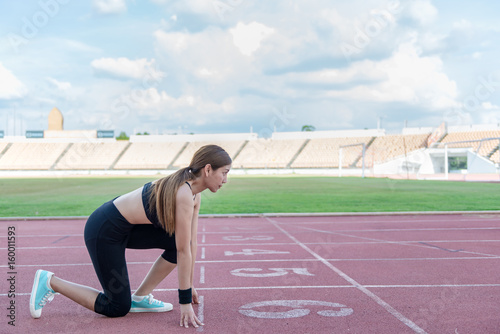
0, 176, 498, 217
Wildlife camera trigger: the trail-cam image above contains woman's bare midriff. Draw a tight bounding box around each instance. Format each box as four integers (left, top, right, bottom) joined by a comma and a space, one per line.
113, 187, 152, 225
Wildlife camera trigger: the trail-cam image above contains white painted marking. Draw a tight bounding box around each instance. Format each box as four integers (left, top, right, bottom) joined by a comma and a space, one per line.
224, 249, 290, 256
230, 268, 314, 278
3, 239, 499, 251
298, 227, 500, 233
5, 255, 499, 270
201, 234, 206, 244
266, 217, 428, 334
6, 283, 500, 297
196, 295, 204, 332
239, 300, 353, 319
236, 227, 262, 230
222, 235, 274, 241
200, 265, 205, 284
300, 226, 500, 258
201, 247, 206, 260
273, 217, 500, 225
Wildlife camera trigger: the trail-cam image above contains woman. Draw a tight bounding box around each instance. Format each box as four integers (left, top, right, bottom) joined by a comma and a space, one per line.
30, 144, 232, 329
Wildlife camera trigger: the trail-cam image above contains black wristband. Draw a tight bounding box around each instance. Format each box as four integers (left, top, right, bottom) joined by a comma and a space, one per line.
178, 288, 192, 304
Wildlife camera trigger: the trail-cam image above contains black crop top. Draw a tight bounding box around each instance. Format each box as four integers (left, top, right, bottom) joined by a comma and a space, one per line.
142, 182, 162, 228
142, 181, 195, 229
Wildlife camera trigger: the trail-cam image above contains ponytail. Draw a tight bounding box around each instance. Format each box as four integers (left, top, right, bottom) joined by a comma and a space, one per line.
148, 145, 231, 235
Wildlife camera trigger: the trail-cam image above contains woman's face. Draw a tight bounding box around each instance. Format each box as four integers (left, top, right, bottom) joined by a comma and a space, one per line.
206, 164, 231, 192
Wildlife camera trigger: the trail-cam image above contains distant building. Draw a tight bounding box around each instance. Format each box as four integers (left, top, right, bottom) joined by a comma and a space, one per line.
45, 108, 99, 140
48, 107, 63, 131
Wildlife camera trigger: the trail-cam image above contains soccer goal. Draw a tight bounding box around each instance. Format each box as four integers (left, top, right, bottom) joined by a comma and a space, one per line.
339, 143, 366, 178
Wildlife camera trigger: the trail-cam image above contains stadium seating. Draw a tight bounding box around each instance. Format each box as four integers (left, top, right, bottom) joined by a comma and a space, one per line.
172, 140, 245, 168
490, 148, 500, 164
0, 143, 68, 170
291, 137, 373, 168
0, 128, 498, 171
114, 142, 185, 169
440, 130, 500, 157
232, 139, 306, 168
358, 134, 430, 168
54, 142, 128, 170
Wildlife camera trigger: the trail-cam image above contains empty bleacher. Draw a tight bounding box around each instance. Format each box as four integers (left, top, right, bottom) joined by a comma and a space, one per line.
232, 138, 306, 168
491, 149, 500, 164
0, 126, 498, 172
0, 143, 69, 170
440, 130, 500, 158
54, 142, 129, 170
172, 140, 246, 168
291, 137, 373, 168
359, 133, 430, 168
114, 142, 186, 170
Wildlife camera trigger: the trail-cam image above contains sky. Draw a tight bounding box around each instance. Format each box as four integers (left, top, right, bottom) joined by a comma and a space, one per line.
1, 0, 500, 137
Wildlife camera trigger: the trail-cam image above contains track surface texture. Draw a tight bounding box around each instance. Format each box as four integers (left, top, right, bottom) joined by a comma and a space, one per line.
1, 213, 500, 333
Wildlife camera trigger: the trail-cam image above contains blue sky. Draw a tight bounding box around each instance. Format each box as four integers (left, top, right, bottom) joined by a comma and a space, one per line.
1, 0, 499, 136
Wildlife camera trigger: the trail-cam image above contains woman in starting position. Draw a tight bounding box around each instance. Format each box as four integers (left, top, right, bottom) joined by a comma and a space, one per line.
30, 144, 231, 329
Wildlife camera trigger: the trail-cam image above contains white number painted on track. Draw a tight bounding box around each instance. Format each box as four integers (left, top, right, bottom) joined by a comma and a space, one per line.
239, 300, 353, 319
224, 249, 290, 256
222, 235, 274, 241
231, 268, 314, 277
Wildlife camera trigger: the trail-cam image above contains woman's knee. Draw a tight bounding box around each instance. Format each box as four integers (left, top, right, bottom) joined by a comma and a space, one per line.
107, 303, 130, 318
95, 293, 131, 318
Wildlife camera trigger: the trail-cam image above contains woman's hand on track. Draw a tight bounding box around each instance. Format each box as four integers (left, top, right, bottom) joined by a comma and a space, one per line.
180, 303, 204, 329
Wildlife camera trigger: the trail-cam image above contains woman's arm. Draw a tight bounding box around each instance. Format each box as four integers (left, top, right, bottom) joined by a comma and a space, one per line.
175, 185, 203, 328
175, 189, 194, 291
190, 195, 201, 303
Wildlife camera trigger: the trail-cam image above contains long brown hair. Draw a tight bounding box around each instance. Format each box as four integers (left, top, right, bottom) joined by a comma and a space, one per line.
149, 144, 231, 235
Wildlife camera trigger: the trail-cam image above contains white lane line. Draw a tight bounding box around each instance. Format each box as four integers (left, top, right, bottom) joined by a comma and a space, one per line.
196, 295, 204, 332
297, 227, 500, 232
299, 226, 500, 258
267, 217, 428, 334
201, 247, 206, 260
5, 225, 496, 238
273, 218, 500, 225
200, 265, 205, 284
4, 256, 500, 269
4, 239, 499, 251
7, 284, 500, 297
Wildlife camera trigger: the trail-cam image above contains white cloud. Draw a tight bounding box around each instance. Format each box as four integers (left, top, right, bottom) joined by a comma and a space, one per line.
126, 87, 236, 129
0, 63, 27, 99
406, 0, 438, 26
46, 77, 72, 91
93, 0, 127, 14
323, 42, 458, 110
91, 57, 159, 80
154, 27, 252, 84
230, 22, 275, 57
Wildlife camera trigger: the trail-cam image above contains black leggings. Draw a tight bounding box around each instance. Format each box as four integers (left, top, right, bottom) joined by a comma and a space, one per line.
84, 200, 176, 318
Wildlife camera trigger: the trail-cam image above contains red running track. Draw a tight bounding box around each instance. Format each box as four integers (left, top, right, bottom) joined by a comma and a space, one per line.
1, 213, 500, 333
